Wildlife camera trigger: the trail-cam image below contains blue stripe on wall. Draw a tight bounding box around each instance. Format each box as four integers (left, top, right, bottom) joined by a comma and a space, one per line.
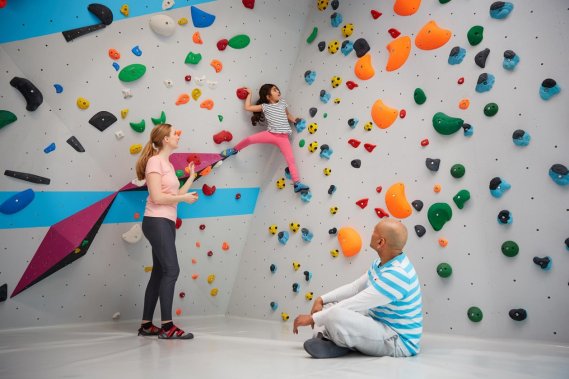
0, 187, 259, 229
0, 0, 216, 44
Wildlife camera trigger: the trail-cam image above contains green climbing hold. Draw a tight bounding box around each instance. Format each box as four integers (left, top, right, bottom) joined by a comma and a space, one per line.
467, 25, 484, 46
228, 34, 250, 49
414, 88, 426, 105
0, 110, 17, 129
467, 306, 483, 322
151, 111, 166, 125
307, 27, 318, 44
130, 119, 146, 133
176, 169, 185, 178
484, 102, 499, 116
185, 52, 202, 65
118, 64, 147, 82
501, 240, 519, 257
453, 189, 471, 209
432, 112, 464, 135
81, 239, 89, 248
437, 263, 452, 278
450, 164, 465, 178
218, 115, 223, 122
439, 0, 452, 3
428, 203, 453, 231
299, 139, 305, 148
323, 113, 328, 118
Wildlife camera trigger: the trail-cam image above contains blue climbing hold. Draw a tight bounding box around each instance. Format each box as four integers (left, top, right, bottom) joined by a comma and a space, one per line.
512, 129, 530, 146
497, 210, 513, 225
320, 90, 331, 104
328, 185, 337, 195
295, 118, 307, 133
475, 73, 495, 93
503, 50, 520, 71
270, 301, 278, 310
112, 62, 120, 71
292, 283, 300, 293
278, 231, 290, 245
448, 46, 466, 65
304, 271, 312, 281
462, 123, 474, 137
304, 70, 316, 85
131, 45, 142, 56
0, 188, 35, 215
539, 79, 560, 101
549, 164, 569, 186
301, 228, 313, 242
330, 12, 343, 27
191, 6, 216, 28
44, 142, 56, 154
341, 40, 353, 56
284, 167, 291, 180
489, 177, 511, 198
53, 84, 63, 93
270, 263, 277, 273
348, 118, 359, 129
300, 191, 312, 203
320, 145, 333, 159
490, 1, 514, 19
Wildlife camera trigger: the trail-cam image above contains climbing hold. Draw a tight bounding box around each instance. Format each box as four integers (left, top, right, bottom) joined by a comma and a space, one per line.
364, 143, 376, 152
308, 141, 318, 153
462, 123, 473, 137
306, 26, 318, 44
130, 144, 142, 154
178, 17, 188, 25
320, 145, 333, 159
363, 122, 373, 131
448, 46, 466, 65
329, 249, 339, 258
341, 40, 354, 56
0, 110, 17, 129
323, 167, 332, 176
10, 77, 43, 111
371, 10, 382, 19
278, 231, 289, 245
192, 88, 202, 101
489, 177, 511, 198
415, 20, 451, 50
53, 84, 64, 94
210, 59, 223, 73
450, 164, 465, 178
299, 139, 305, 148
304, 70, 316, 85
216, 39, 228, 51
89, 111, 117, 132
295, 119, 307, 133
301, 228, 314, 242
400, 110, 407, 118
355, 53, 375, 80
328, 185, 337, 195
76, 97, 90, 110
330, 12, 343, 28
236, 87, 249, 100
475, 48, 490, 68
467, 25, 484, 46
484, 103, 499, 117
475, 73, 495, 93
151, 111, 166, 125
533, 256, 552, 270
162, 0, 174, 10
420, 139, 429, 147
270, 301, 278, 311
202, 184, 216, 196
130, 119, 145, 133
185, 52, 202, 65
338, 227, 362, 257
433, 184, 442, 193
345, 81, 358, 90
432, 112, 464, 135
122, 224, 142, 243
501, 240, 519, 257
207, 274, 216, 284
394, 0, 421, 16
353, 38, 370, 58
453, 189, 471, 209
309, 107, 317, 117
355, 198, 369, 209
275, 177, 285, 189
331, 76, 342, 88
207, 251, 213, 257
458, 99, 470, 110
119, 64, 146, 82
467, 306, 483, 322
490, 1, 514, 19
235, 193, 241, 200
228, 34, 250, 49
222, 242, 230, 251
317, 0, 329, 11
269, 263, 277, 273
210, 288, 218, 296
281, 312, 290, 321
549, 164, 569, 186
439, 238, 448, 247
385, 182, 412, 219
67, 136, 85, 152
317, 41, 326, 52
0, 188, 35, 215
300, 191, 312, 203
4, 170, 50, 185
200, 99, 214, 110
411, 89, 428, 107
163, 79, 174, 88
414, 225, 426, 237
426, 158, 441, 172
329, 228, 338, 236
176, 218, 182, 230
108, 48, 120, 60
386, 36, 411, 72
331, 0, 339, 10
191, 6, 215, 28
503, 50, 520, 71
376, 186, 383, 194
289, 222, 300, 233
320, 90, 331, 104
305, 292, 314, 301
175, 93, 190, 105
0, 284, 7, 302
292, 261, 301, 271
192, 31, 203, 44
458, 77, 465, 85
342, 23, 354, 38
328, 40, 340, 54
509, 308, 527, 321
411, 200, 423, 212
437, 263, 452, 278
428, 203, 452, 231
375, 208, 389, 218
329, 206, 338, 214
120, 4, 129, 16
268, 225, 278, 235
351, 159, 361, 168
61, 4, 113, 42
348, 118, 359, 129
371, 99, 398, 129
539, 78, 561, 101
348, 139, 361, 148
149, 14, 176, 37
131, 45, 142, 56
497, 210, 512, 225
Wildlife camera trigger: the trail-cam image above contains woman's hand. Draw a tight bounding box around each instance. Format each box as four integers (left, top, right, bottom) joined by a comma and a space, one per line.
187, 162, 196, 179
310, 296, 324, 315
182, 192, 199, 204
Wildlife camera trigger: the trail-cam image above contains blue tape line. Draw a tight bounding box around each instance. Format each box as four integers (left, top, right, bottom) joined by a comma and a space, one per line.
0, 187, 259, 229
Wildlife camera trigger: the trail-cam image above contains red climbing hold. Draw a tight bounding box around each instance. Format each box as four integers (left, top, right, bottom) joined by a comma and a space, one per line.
213, 130, 233, 144
421, 138, 429, 147
388, 28, 401, 38
356, 198, 369, 209
217, 39, 229, 51
187, 154, 201, 166
399, 109, 406, 118
458, 77, 464, 85
376, 186, 383, 193
348, 139, 361, 148
207, 250, 213, 257
185, 75, 192, 82
375, 208, 390, 218
175, 217, 182, 229
346, 81, 359, 90
364, 143, 376, 152
236, 87, 248, 100
371, 10, 382, 19
202, 184, 216, 196
199, 224, 206, 230
235, 193, 241, 199
242, 0, 254, 9
179, 291, 186, 298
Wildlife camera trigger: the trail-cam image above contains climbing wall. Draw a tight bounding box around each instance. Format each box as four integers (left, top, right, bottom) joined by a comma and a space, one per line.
0, 0, 312, 329
228, 0, 569, 343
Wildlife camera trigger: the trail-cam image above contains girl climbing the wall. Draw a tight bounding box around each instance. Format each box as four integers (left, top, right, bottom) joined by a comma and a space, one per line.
135, 123, 198, 340
221, 84, 310, 194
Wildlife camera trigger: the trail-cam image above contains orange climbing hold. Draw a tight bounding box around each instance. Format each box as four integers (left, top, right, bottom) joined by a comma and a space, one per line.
439, 238, 448, 247
386, 35, 411, 72
193, 31, 203, 44
459, 99, 470, 110
200, 99, 214, 110
337, 227, 362, 257
371, 99, 398, 129
176, 93, 190, 105
415, 20, 452, 50
192, 258, 198, 264
354, 53, 375, 80
108, 48, 120, 60
393, 0, 421, 16
195, 241, 201, 247
192, 274, 199, 280
434, 184, 442, 193
222, 242, 230, 250
385, 182, 412, 219
210, 59, 223, 73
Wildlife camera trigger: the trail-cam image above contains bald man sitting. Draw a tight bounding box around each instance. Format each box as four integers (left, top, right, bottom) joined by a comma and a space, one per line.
293, 219, 423, 358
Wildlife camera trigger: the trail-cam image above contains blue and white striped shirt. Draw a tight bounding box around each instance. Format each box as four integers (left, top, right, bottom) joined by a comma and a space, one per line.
261, 99, 292, 134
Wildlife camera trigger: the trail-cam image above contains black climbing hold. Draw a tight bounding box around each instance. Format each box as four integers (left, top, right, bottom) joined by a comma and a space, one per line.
426, 158, 441, 172
67, 136, 86, 152
319, 89, 327, 97
504, 49, 515, 59
0, 283, 7, 302
542, 78, 556, 88
564, 237, 569, 249
4, 170, 51, 185
489, 177, 501, 190
320, 144, 330, 151
328, 227, 337, 235
498, 210, 511, 224
353, 38, 370, 58
341, 40, 351, 49
351, 159, 361, 168
277, 231, 285, 239
318, 41, 326, 52
477, 73, 488, 85
551, 163, 568, 176
508, 308, 527, 321
331, 0, 339, 10
462, 123, 472, 133
411, 200, 424, 212
89, 111, 117, 132
512, 129, 525, 140
348, 118, 357, 127
292, 283, 300, 292
328, 184, 336, 194
414, 225, 426, 237
309, 107, 317, 117
449, 46, 460, 57
533, 256, 551, 269
270, 264, 277, 273
88, 3, 114, 25
10, 77, 43, 111
303, 271, 311, 281
475, 48, 490, 68
490, 2, 506, 11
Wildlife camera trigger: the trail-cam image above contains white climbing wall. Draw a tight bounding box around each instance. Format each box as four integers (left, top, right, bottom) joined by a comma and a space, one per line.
0, 0, 312, 329
227, 0, 569, 344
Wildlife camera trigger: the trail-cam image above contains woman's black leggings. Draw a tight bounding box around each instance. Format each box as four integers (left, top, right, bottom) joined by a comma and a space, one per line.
141, 216, 179, 322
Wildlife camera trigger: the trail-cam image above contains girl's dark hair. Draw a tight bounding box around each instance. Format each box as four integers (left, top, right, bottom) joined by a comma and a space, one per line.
251, 83, 278, 126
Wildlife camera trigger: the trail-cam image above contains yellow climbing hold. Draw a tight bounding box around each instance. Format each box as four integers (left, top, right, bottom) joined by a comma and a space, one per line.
210, 288, 218, 296
130, 144, 142, 154
178, 17, 188, 25
120, 4, 129, 17
385, 182, 412, 219
371, 99, 398, 129
120, 109, 128, 119
144, 266, 152, 272
192, 88, 202, 101
76, 97, 90, 110
207, 274, 215, 284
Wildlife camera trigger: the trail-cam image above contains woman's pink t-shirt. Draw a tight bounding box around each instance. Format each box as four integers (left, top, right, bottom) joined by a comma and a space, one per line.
144, 155, 179, 222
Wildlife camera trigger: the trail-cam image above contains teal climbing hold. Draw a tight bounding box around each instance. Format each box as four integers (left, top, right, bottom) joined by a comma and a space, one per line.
185, 52, 202, 65
484, 102, 499, 117
228, 34, 251, 49
130, 119, 145, 133
453, 189, 470, 209
191, 6, 216, 28
432, 112, 464, 135
428, 203, 452, 231
0, 110, 17, 129
151, 111, 166, 125
118, 64, 146, 82
414, 88, 426, 105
